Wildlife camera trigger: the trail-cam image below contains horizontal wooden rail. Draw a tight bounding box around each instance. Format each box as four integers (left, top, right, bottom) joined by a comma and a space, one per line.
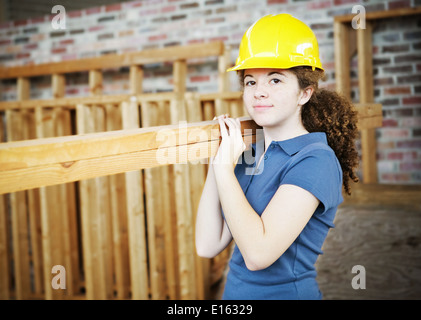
0, 117, 260, 194
0, 41, 224, 79
0, 93, 176, 110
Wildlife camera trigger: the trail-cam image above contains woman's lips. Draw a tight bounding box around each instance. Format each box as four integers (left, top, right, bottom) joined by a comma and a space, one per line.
253, 105, 273, 110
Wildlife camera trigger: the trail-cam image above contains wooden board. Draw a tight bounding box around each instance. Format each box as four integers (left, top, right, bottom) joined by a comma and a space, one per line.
0, 42, 224, 79
0, 118, 260, 194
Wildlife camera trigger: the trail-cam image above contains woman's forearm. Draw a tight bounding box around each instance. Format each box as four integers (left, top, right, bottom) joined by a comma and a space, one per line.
213, 166, 266, 270
195, 165, 232, 258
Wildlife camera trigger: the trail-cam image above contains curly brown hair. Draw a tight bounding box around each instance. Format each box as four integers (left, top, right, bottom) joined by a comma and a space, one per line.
290, 66, 359, 195
238, 67, 359, 194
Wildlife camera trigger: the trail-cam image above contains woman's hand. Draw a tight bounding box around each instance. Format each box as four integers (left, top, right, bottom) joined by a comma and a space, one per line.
211, 115, 246, 173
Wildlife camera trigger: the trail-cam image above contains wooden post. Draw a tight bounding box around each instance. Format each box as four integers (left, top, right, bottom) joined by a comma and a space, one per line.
186, 93, 209, 299
106, 103, 130, 300
215, 46, 231, 116
121, 100, 149, 299
334, 21, 352, 98
172, 60, 197, 299
357, 22, 378, 183
7, 77, 31, 299
157, 99, 178, 300
0, 111, 11, 300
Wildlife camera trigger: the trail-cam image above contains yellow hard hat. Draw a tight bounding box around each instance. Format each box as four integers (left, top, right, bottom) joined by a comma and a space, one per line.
227, 14, 323, 72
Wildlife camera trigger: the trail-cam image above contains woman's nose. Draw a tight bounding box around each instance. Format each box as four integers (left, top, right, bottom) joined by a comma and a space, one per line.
254, 88, 268, 99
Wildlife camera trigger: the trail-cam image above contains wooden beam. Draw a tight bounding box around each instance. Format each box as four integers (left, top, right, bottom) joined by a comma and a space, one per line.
0, 117, 260, 191
357, 22, 378, 184
0, 119, 223, 171
0, 42, 225, 79
334, 6, 421, 23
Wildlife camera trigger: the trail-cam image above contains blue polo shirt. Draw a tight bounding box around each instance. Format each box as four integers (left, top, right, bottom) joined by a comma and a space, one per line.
222, 132, 343, 300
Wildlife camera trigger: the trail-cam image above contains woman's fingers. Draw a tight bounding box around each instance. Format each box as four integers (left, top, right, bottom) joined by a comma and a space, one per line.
218, 116, 229, 138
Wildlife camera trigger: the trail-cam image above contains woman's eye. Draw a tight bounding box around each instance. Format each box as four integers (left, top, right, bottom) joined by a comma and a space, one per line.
270, 78, 281, 84
245, 80, 256, 86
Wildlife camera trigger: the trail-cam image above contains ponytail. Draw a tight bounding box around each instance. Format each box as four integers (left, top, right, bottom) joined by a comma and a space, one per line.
290, 67, 359, 195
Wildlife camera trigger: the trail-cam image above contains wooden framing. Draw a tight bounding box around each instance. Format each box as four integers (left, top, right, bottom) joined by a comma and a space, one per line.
334, 6, 421, 183
0, 41, 244, 300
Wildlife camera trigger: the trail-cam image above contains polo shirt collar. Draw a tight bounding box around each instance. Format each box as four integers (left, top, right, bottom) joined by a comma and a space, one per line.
251, 132, 328, 156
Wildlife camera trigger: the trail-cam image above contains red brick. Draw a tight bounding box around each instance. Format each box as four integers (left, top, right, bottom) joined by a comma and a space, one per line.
381, 128, 410, 139
267, 0, 288, 4
51, 47, 66, 54
105, 4, 122, 12
396, 139, 421, 149
66, 88, 80, 95
307, 0, 332, 9
188, 39, 205, 44
24, 43, 38, 50
148, 34, 167, 42
16, 52, 30, 59
334, 0, 359, 4
210, 36, 228, 42
377, 140, 395, 150
382, 118, 398, 127
89, 25, 105, 32
29, 17, 46, 24
13, 19, 28, 27
123, 1, 143, 9
0, 22, 11, 29
60, 39, 74, 46
389, 0, 411, 10
68, 10, 83, 18
400, 161, 421, 172
86, 7, 102, 15
403, 96, 421, 105
384, 86, 411, 95
387, 151, 417, 161
190, 75, 210, 82
381, 173, 410, 182
401, 117, 421, 127
161, 5, 177, 13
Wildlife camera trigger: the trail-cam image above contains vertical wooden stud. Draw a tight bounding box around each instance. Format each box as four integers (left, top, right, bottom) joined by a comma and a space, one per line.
7, 77, 31, 299
106, 103, 130, 299
0, 111, 11, 300
215, 46, 230, 116
334, 21, 352, 98
170, 58, 197, 298
121, 100, 149, 299
357, 22, 378, 183
186, 93, 209, 299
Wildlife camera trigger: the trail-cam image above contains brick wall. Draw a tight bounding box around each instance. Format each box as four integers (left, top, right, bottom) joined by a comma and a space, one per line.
0, 0, 420, 184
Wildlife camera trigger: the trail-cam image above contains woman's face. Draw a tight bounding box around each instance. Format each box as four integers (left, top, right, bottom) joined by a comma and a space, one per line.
242, 68, 310, 130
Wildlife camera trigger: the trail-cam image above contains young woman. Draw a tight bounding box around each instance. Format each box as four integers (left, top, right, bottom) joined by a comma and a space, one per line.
195, 14, 359, 300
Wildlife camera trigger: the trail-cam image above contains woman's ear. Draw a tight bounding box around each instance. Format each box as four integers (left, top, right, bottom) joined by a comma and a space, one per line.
298, 86, 314, 106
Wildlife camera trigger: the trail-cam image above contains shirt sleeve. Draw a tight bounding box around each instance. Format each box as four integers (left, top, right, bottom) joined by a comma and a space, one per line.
280, 147, 343, 215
